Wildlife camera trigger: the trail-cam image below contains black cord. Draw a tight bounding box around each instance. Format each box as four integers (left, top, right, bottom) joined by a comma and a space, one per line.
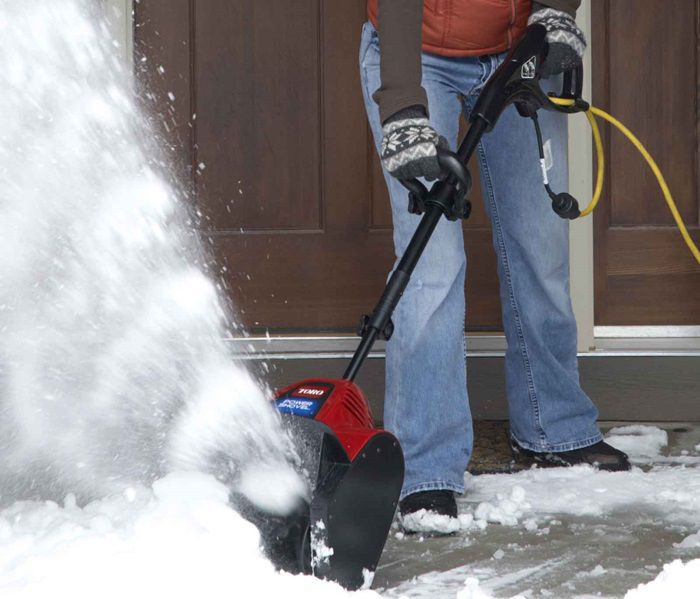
531, 113, 545, 160
531, 114, 552, 192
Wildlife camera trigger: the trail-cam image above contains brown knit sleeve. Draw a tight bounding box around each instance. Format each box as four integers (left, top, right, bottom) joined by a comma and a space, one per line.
537, 0, 581, 17
371, 0, 428, 124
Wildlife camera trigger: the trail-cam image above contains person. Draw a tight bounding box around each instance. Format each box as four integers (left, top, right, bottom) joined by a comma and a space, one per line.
359, 0, 630, 534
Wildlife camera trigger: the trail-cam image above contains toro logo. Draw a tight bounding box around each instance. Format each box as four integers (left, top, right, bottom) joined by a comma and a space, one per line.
295, 386, 327, 398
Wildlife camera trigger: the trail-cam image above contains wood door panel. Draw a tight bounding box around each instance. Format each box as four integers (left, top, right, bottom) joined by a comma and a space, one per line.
133, 0, 193, 182
134, 0, 505, 334
194, 0, 322, 231
216, 233, 394, 331
607, 1, 697, 226
215, 228, 501, 331
604, 274, 700, 325
592, 0, 700, 326
607, 229, 700, 277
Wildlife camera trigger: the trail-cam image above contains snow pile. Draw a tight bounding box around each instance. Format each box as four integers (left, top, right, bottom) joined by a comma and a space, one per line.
456, 578, 501, 599
676, 530, 700, 549
605, 425, 668, 458
463, 463, 700, 525
398, 486, 532, 535
0, 472, 375, 599
625, 559, 700, 599
472, 485, 529, 527
577, 565, 606, 578
0, 0, 302, 513
400, 510, 462, 535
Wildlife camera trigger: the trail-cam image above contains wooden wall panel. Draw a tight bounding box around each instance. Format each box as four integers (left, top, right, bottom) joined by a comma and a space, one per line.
592, 0, 700, 326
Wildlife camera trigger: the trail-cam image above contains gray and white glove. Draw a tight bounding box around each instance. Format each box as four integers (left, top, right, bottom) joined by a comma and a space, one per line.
529, 2, 586, 78
380, 106, 448, 181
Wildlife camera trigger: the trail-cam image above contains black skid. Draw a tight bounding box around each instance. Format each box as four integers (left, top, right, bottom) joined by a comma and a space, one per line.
312, 431, 404, 589
259, 415, 404, 590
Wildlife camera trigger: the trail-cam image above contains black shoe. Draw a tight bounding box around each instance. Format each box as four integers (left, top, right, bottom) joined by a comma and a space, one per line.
510, 438, 631, 472
398, 490, 460, 535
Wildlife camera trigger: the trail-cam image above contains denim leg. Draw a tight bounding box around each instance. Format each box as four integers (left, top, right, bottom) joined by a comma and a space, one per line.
359, 23, 475, 498
472, 73, 603, 452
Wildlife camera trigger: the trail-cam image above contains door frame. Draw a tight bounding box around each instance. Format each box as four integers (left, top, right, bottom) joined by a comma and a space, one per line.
568, 0, 595, 352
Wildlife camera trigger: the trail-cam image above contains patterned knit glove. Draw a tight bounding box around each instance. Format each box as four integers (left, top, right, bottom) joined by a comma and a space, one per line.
529, 2, 586, 78
380, 106, 448, 181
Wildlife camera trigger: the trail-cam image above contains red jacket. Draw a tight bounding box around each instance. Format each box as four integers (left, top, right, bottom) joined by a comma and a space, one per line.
367, 0, 532, 58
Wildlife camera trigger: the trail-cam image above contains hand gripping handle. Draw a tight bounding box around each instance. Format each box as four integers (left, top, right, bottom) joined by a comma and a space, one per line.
399, 148, 472, 220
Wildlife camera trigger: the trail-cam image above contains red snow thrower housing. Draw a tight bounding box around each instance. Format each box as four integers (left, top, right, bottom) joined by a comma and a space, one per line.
273, 379, 404, 588
245, 23, 666, 590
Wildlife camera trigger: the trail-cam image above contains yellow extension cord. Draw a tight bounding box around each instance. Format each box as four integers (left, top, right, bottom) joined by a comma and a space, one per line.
549, 96, 700, 265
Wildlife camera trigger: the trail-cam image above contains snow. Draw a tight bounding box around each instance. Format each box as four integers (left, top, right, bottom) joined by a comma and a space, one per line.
625, 560, 700, 599
310, 520, 335, 572
0, 0, 303, 512
400, 509, 462, 535
0, 472, 377, 599
463, 462, 700, 523
456, 578, 505, 599
473, 485, 529, 527
605, 425, 668, 459
579, 565, 606, 577
237, 463, 308, 515
676, 531, 700, 549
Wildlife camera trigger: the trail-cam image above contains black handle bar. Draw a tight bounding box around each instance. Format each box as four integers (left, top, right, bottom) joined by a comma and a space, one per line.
399, 24, 587, 201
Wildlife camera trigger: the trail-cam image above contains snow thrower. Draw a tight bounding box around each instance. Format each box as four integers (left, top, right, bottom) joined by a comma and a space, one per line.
245, 22, 699, 592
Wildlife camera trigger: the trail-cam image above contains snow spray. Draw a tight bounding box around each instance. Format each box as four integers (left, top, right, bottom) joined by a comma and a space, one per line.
0, 0, 305, 512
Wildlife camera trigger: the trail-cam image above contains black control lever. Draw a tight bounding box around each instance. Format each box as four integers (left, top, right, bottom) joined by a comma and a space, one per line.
399, 148, 472, 220
400, 178, 429, 215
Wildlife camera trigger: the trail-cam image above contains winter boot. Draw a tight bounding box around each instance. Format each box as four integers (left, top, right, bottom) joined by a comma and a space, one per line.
399, 490, 460, 535
510, 438, 631, 472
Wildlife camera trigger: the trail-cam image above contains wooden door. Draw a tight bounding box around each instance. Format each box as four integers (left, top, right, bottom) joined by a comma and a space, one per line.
592, 0, 700, 325
133, 0, 503, 334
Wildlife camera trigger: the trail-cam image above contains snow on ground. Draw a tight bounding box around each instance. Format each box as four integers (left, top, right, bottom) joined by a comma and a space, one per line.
605, 425, 669, 459
677, 530, 700, 549
0, 423, 697, 598
379, 426, 700, 598
625, 560, 700, 598
0, 472, 376, 599
463, 462, 699, 527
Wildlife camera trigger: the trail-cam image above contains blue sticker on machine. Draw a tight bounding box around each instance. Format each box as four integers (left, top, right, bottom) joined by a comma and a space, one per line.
276, 398, 321, 418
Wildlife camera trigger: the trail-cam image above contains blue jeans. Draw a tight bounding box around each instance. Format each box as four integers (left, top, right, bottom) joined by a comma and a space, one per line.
359, 23, 603, 499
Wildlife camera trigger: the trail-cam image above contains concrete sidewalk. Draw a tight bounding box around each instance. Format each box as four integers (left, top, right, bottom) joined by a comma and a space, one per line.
375, 422, 700, 598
